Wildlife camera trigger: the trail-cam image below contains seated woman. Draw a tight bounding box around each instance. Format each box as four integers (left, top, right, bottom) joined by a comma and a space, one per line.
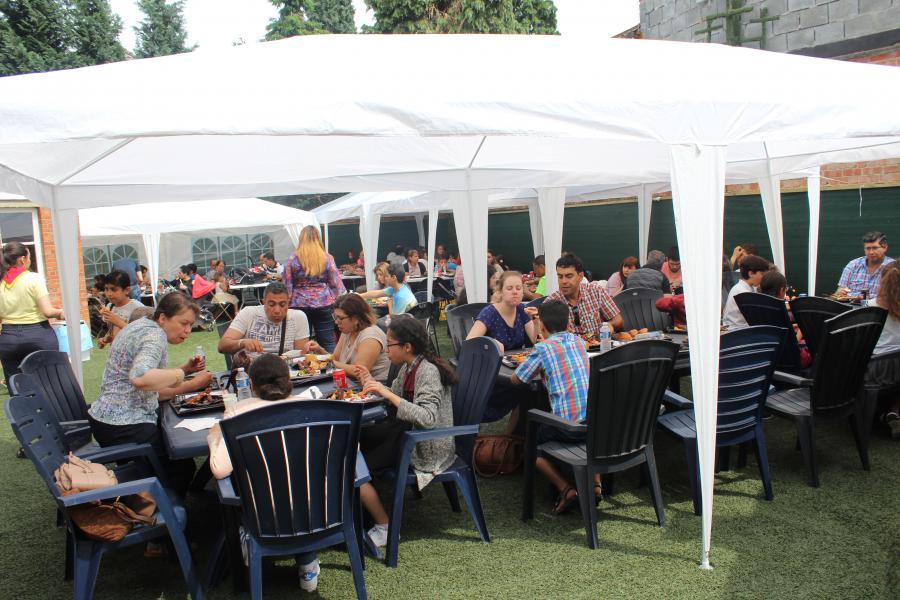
865, 262, 900, 437
356, 317, 457, 549
306, 293, 390, 383
209, 260, 239, 317
605, 256, 639, 297
87, 292, 212, 495
403, 247, 428, 278
466, 270, 537, 352
207, 354, 378, 592
360, 263, 417, 314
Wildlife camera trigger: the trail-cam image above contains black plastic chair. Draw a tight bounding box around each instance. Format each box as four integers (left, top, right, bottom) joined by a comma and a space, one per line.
20, 350, 92, 447
5, 392, 201, 600
658, 326, 784, 514
382, 337, 501, 568
734, 292, 804, 373
218, 400, 367, 599
524, 296, 546, 310
522, 339, 679, 549
765, 307, 887, 487
791, 296, 852, 358
216, 320, 234, 371
615, 287, 670, 332
445, 302, 489, 357
409, 297, 441, 357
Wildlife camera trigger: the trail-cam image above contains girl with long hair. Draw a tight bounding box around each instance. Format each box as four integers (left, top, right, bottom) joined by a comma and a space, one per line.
605, 256, 639, 297
282, 225, 346, 351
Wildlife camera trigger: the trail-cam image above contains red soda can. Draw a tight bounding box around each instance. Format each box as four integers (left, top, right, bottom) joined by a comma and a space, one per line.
332, 368, 347, 389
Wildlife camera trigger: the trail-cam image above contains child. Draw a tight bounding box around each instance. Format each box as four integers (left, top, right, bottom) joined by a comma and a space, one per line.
510, 299, 594, 515
359, 263, 418, 314
97, 270, 144, 348
759, 270, 812, 369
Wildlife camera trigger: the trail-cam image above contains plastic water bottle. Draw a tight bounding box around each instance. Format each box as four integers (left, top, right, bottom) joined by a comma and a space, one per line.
599, 322, 612, 352
235, 368, 251, 401
194, 345, 205, 370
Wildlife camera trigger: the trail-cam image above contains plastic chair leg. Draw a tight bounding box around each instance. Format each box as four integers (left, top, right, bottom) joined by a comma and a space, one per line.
442, 481, 461, 512
167, 521, 203, 600
644, 448, 666, 527
572, 466, 599, 550
202, 531, 227, 591
752, 427, 774, 501
455, 469, 490, 543
717, 447, 730, 472
795, 417, 819, 488
848, 412, 871, 471
248, 542, 263, 600
521, 423, 538, 521
344, 523, 369, 600
73, 541, 103, 600
64, 529, 74, 581
684, 441, 702, 515
385, 480, 408, 568
737, 442, 749, 469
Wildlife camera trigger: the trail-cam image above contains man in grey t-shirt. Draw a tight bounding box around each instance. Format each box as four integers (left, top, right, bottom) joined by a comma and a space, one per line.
218, 282, 310, 359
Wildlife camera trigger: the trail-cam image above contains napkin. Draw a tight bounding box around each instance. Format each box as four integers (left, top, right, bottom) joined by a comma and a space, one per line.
294, 385, 324, 400
174, 416, 221, 432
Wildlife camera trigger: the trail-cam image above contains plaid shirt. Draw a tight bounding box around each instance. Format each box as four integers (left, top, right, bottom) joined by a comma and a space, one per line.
515, 332, 590, 422
838, 256, 894, 297
548, 281, 620, 337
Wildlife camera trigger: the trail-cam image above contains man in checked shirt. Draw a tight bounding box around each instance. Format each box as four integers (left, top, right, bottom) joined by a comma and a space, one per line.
547, 253, 624, 336
836, 232, 894, 300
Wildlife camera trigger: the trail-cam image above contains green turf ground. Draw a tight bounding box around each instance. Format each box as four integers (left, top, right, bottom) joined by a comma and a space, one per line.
0, 323, 897, 599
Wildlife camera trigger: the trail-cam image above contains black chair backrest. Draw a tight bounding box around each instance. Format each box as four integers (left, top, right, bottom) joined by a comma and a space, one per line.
408, 300, 435, 323
811, 307, 887, 412
414, 290, 429, 304
615, 287, 670, 332
241, 288, 260, 307
452, 337, 502, 464
585, 340, 678, 461
524, 296, 546, 310
5, 392, 70, 499
790, 296, 852, 357
445, 302, 489, 356
216, 321, 234, 370
7, 372, 35, 396
733, 292, 802, 371
716, 326, 784, 434
20, 350, 89, 423
219, 400, 362, 541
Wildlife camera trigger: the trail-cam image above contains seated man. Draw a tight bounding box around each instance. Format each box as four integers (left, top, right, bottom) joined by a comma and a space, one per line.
624, 250, 672, 294
523, 254, 547, 301
510, 300, 595, 514
722, 254, 770, 330
836, 231, 894, 300
218, 282, 310, 361
661, 246, 683, 292
259, 251, 283, 281
97, 270, 145, 348
547, 253, 623, 335
360, 263, 418, 314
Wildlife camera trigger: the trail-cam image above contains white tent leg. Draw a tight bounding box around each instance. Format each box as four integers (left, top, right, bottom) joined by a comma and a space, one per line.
142, 233, 160, 304
537, 188, 566, 296
49, 206, 85, 385
527, 198, 544, 257
426, 208, 438, 301
669, 144, 727, 570
323, 223, 330, 253
759, 172, 786, 274
451, 190, 489, 303
360, 204, 381, 292
415, 214, 426, 248
638, 185, 653, 265
807, 169, 821, 296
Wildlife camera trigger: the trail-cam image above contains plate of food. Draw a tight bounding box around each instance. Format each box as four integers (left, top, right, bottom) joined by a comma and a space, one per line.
327, 388, 383, 403
290, 354, 334, 384
581, 332, 602, 350
172, 380, 225, 416
501, 349, 533, 369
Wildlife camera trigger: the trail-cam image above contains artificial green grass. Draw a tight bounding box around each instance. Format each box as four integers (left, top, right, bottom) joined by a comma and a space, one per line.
0, 324, 897, 599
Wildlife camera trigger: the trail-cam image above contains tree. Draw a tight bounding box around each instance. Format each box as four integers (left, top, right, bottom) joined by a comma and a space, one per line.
134, 0, 193, 59
1, 0, 125, 76
308, 0, 355, 34
266, 0, 356, 40
363, 0, 557, 34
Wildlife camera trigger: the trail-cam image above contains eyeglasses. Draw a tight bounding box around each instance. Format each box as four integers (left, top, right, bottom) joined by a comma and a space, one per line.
571, 305, 581, 328
386, 342, 401, 348
333, 314, 350, 323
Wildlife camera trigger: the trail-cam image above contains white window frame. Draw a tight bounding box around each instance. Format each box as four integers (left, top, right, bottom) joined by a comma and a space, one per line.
0, 206, 44, 274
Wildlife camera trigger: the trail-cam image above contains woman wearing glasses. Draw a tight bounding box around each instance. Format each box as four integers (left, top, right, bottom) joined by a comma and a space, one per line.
306, 293, 390, 383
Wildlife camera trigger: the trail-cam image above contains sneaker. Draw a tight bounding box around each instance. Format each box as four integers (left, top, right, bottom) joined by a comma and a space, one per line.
367, 523, 389, 548
886, 412, 900, 439
299, 559, 320, 593
238, 526, 249, 567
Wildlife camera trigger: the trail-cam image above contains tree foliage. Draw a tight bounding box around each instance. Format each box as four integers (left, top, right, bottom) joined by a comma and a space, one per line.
134, 0, 193, 59
363, 0, 557, 34
0, 0, 125, 76
266, 0, 356, 40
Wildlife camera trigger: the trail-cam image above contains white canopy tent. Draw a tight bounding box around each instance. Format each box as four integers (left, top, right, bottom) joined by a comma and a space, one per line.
79, 198, 318, 299
1, 35, 899, 568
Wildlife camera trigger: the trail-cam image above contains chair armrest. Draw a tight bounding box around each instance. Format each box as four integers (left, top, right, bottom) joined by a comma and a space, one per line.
525, 409, 587, 433
663, 390, 693, 409
404, 425, 479, 443
77, 442, 166, 481
362, 405, 388, 424
58, 477, 160, 507
216, 477, 241, 507
772, 370, 814, 387
59, 419, 89, 430
448, 358, 458, 369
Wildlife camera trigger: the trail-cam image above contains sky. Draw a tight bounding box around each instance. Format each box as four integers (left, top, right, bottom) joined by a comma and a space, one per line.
109, 0, 640, 53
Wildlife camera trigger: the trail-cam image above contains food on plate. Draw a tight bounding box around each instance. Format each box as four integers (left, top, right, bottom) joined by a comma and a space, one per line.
293, 353, 332, 376
506, 352, 529, 364
614, 331, 634, 342
328, 388, 369, 401
581, 332, 599, 346
638, 328, 649, 334
183, 388, 220, 406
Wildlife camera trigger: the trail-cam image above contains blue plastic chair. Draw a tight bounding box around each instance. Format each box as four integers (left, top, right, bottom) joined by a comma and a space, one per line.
657, 326, 785, 514
5, 392, 202, 600
382, 336, 502, 568
734, 292, 804, 373
19, 350, 93, 448
217, 400, 367, 600
445, 302, 489, 357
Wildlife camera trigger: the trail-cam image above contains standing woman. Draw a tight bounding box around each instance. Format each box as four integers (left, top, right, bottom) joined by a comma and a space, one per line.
0, 242, 64, 380
283, 225, 346, 352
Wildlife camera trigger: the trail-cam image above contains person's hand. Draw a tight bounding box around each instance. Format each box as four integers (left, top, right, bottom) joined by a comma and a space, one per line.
354, 365, 372, 385
185, 371, 213, 391
362, 378, 389, 398
834, 287, 850, 300
304, 340, 325, 354
182, 356, 205, 374
97, 336, 109, 349
524, 306, 538, 320
240, 338, 264, 353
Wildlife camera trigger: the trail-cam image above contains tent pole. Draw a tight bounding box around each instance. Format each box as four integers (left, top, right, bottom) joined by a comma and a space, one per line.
49, 204, 85, 386
807, 169, 821, 296
537, 188, 566, 296
426, 208, 438, 301
638, 185, 652, 266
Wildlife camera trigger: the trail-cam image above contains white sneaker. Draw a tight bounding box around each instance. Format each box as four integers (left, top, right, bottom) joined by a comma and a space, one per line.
238, 526, 249, 567
299, 559, 320, 593
367, 523, 389, 548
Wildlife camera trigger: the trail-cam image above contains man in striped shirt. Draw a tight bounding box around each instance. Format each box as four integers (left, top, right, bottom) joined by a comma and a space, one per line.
512, 300, 593, 514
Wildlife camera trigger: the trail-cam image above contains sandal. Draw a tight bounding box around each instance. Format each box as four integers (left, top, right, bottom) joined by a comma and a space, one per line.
594, 484, 604, 506
552, 486, 578, 515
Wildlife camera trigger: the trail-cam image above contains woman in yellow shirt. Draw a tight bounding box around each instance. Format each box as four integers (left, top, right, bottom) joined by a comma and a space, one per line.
0, 242, 64, 379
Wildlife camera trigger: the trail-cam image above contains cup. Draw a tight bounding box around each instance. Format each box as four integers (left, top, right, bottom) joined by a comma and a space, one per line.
223, 393, 238, 417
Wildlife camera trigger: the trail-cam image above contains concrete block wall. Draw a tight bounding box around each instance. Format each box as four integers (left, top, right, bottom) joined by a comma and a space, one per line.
640, 0, 900, 52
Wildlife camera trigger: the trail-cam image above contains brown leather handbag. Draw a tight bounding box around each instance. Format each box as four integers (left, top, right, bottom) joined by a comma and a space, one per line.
472, 434, 525, 478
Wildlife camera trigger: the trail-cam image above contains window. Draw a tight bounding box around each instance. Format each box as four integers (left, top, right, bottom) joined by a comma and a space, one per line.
220, 236, 248, 269
191, 234, 273, 271
248, 233, 274, 260
82, 243, 139, 290
191, 237, 218, 270
0, 209, 42, 273
110, 244, 138, 263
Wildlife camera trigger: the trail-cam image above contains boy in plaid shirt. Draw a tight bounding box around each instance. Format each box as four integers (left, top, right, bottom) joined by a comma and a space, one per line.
511, 300, 595, 514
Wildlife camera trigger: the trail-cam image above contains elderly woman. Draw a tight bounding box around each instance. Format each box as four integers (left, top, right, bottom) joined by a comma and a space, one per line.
87, 292, 211, 494
307, 293, 390, 382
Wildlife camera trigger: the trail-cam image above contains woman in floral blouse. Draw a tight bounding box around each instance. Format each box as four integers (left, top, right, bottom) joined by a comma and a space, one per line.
283, 225, 346, 351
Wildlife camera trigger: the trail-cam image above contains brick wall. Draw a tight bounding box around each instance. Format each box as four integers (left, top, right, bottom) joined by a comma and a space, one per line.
38, 208, 89, 322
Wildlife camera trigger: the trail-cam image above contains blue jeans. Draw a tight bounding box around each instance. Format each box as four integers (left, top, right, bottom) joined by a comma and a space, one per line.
300, 306, 337, 352
130, 285, 141, 300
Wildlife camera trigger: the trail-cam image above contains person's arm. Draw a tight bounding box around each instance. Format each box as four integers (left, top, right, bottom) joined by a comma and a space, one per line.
207, 399, 263, 478
511, 347, 543, 386
101, 310, 128, 330
608, 313, 624, 331
340, 337, 383, 380
326, 256, 347, 295
466, 320, 489, 340
282, 257, 294, 297
524, 318, 537, 344
391, 365, 445, 429
158, 371, 213, 401
218, 328, 263, 355
359, 289, 387, 299
36, 295, 64, 320
730, 246, 743, 270
837, 262, 853, 289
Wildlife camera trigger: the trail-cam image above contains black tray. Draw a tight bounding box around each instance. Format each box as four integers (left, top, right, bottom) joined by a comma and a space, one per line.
290, 368, 333, 385
172, 378, 224, 416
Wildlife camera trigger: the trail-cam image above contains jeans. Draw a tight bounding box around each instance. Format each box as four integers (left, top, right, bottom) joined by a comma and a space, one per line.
299, 305, 337, 352
0, 321, 58, 380
130, 285, 141, 300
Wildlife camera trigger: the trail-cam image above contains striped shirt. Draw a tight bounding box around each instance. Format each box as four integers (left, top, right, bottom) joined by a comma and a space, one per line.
514, 332, 590, 422
838, 256, 894, 298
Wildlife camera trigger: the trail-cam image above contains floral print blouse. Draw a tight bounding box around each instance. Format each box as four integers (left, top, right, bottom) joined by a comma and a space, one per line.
283, 254, 346, 309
